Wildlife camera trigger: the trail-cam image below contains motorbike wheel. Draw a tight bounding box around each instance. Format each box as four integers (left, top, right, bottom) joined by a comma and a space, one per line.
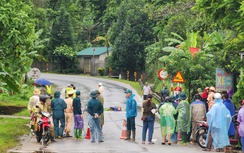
35, 131, 42, 142
197, 131, 207, 148
43, 127, 51, 143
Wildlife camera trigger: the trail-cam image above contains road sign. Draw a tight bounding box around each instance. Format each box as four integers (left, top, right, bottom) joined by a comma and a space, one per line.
157, 69, 169, 80
215, 68, 233, 91
172, 71, 185, 83
28, 68, 41, 79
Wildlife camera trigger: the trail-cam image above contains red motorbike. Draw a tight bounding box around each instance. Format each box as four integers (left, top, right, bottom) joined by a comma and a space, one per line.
35, 110, 52, 145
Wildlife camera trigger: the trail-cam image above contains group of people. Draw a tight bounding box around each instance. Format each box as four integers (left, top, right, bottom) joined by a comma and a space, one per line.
139, 84, 244, 152
27, 83, 105, 143
28, 81, 244, 152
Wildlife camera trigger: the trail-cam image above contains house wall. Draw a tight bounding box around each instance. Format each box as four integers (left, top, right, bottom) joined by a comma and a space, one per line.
77, 53, 107, 75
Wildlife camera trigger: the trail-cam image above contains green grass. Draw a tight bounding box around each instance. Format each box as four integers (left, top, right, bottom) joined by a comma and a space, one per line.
13, 109, 29, 116
0, 118, 29, 153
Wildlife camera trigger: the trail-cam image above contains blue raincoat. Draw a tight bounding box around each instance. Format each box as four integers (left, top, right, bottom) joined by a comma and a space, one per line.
205, 98, 231, 149
223, 99, 235, 136
126, 94, 137, 118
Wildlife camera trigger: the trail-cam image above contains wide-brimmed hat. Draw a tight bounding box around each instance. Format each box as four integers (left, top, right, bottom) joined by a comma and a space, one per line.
33, 89, 41, 95
179, 92, 187, 100
98, 83, 102, 86
54, 91, 61, 98
90, 91, 97, 98
124, 89, 132, 94
76, 90, 80, 95
210, 86, 215, 91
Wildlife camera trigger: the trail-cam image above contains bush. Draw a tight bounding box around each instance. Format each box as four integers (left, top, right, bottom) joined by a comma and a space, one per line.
97, 68, 105, 76
232, 73, 244, 106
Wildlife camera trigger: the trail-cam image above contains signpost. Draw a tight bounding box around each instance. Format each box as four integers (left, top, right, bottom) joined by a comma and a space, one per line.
215, 68, 233, 91
172, 71, 185, 83
157, 69, 169, 80
28, 68, 41, 88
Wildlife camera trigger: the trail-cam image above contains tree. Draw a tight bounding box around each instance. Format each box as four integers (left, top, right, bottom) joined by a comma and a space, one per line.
160, 32, 215, 99
0, 0, 37, 93
110, 0, 154, 78
48, 7, 79, 73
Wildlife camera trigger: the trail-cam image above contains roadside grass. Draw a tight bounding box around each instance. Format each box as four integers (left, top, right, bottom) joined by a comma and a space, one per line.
0, 118, 29, 153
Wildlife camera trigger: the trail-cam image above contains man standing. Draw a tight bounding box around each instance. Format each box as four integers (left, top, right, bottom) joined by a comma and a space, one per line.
142, 82, 151, 100
207, 86, 215, 110
98, 83, 104, 96
51, 91, 67, 139
176, 92, 191, 145
124, 89, 138, 141
87, 91, 104, 143
190, 94, 206, 144
222, 91, 235, 137
203, 93, 231, 152
95, 90, 104, 130
64, 90, 74, 137
73, 91, 83, 139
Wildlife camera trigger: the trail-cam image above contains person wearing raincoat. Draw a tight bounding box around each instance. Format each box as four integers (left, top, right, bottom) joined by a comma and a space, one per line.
203, 93, 231, 152
51, 91, 67, 139
237, 100, 244, 152
159, 96, 176, 145
73, 91, 84, 139
124, 89, 138, 141
176, 92, 191, 145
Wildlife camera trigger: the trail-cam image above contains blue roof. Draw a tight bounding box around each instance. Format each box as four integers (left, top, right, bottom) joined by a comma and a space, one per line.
77, 47, 112, 56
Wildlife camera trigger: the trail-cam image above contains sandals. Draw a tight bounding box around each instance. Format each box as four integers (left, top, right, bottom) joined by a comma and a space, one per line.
161, 142, 165, 145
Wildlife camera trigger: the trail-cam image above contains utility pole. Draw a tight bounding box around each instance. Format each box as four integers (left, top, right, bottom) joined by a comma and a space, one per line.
93, 48, 95, 75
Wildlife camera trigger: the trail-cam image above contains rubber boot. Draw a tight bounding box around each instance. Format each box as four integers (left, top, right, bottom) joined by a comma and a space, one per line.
74, 129, 78, 139
78, 129, 82, 139
132, 130, 136, 141
125, 130, 131, 140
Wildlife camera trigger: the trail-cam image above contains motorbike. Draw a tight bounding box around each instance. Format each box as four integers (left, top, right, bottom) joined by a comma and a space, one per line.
35, 110, 52, 145
196, 114, 241, 149
195, 120, 209, 148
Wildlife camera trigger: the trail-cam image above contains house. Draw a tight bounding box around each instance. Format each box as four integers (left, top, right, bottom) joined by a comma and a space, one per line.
77, 47, 112, 75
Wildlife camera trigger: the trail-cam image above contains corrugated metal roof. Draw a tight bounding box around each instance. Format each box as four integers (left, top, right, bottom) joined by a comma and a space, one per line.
77, 47, 112, 56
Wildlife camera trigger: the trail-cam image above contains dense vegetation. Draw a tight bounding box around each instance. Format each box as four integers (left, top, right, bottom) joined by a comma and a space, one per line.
0, 0, 243, 103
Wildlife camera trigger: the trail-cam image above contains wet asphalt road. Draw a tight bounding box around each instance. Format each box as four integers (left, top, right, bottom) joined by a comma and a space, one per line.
8, 73, 208, 153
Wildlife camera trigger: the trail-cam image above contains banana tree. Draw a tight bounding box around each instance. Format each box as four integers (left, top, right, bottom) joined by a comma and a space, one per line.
160, 32, 215, 100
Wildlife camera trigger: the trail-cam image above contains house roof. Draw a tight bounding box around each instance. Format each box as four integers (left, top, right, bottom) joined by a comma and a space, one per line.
77, 47, 112, 56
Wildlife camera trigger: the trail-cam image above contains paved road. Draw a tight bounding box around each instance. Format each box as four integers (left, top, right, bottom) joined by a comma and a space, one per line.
8, 73, 206, 153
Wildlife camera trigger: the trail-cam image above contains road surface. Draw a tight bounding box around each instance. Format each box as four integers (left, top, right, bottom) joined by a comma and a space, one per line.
8, 73, 208, 153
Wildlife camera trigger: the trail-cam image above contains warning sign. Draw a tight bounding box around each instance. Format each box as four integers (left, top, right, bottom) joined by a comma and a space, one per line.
172, 71, 185, 83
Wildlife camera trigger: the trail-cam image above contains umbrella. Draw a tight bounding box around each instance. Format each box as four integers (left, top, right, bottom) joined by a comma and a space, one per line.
35, 78, 51, 86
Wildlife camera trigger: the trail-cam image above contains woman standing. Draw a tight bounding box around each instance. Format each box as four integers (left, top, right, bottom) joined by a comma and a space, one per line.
141, 94, 157, 144
159, 97, 176, 145
237, 100, 244, 153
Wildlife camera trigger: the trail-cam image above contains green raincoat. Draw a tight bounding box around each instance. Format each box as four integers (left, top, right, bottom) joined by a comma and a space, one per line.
176, 100, 191, 133
159, 103, 176, 136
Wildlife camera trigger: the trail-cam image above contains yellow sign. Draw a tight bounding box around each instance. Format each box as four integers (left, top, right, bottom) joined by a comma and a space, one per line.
172, 71, 185, 83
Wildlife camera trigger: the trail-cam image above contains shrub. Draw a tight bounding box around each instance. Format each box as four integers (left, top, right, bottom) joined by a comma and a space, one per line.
97, 68, 105, 76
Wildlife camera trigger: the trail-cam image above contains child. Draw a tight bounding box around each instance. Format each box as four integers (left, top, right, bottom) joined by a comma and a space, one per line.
237, 100, 244, 153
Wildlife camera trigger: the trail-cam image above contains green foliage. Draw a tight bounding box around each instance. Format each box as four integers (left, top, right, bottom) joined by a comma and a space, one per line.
110, 0, 154, 76
0, 0, 38, 93
232, 73, 244, 105
97, 67, 105, 76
